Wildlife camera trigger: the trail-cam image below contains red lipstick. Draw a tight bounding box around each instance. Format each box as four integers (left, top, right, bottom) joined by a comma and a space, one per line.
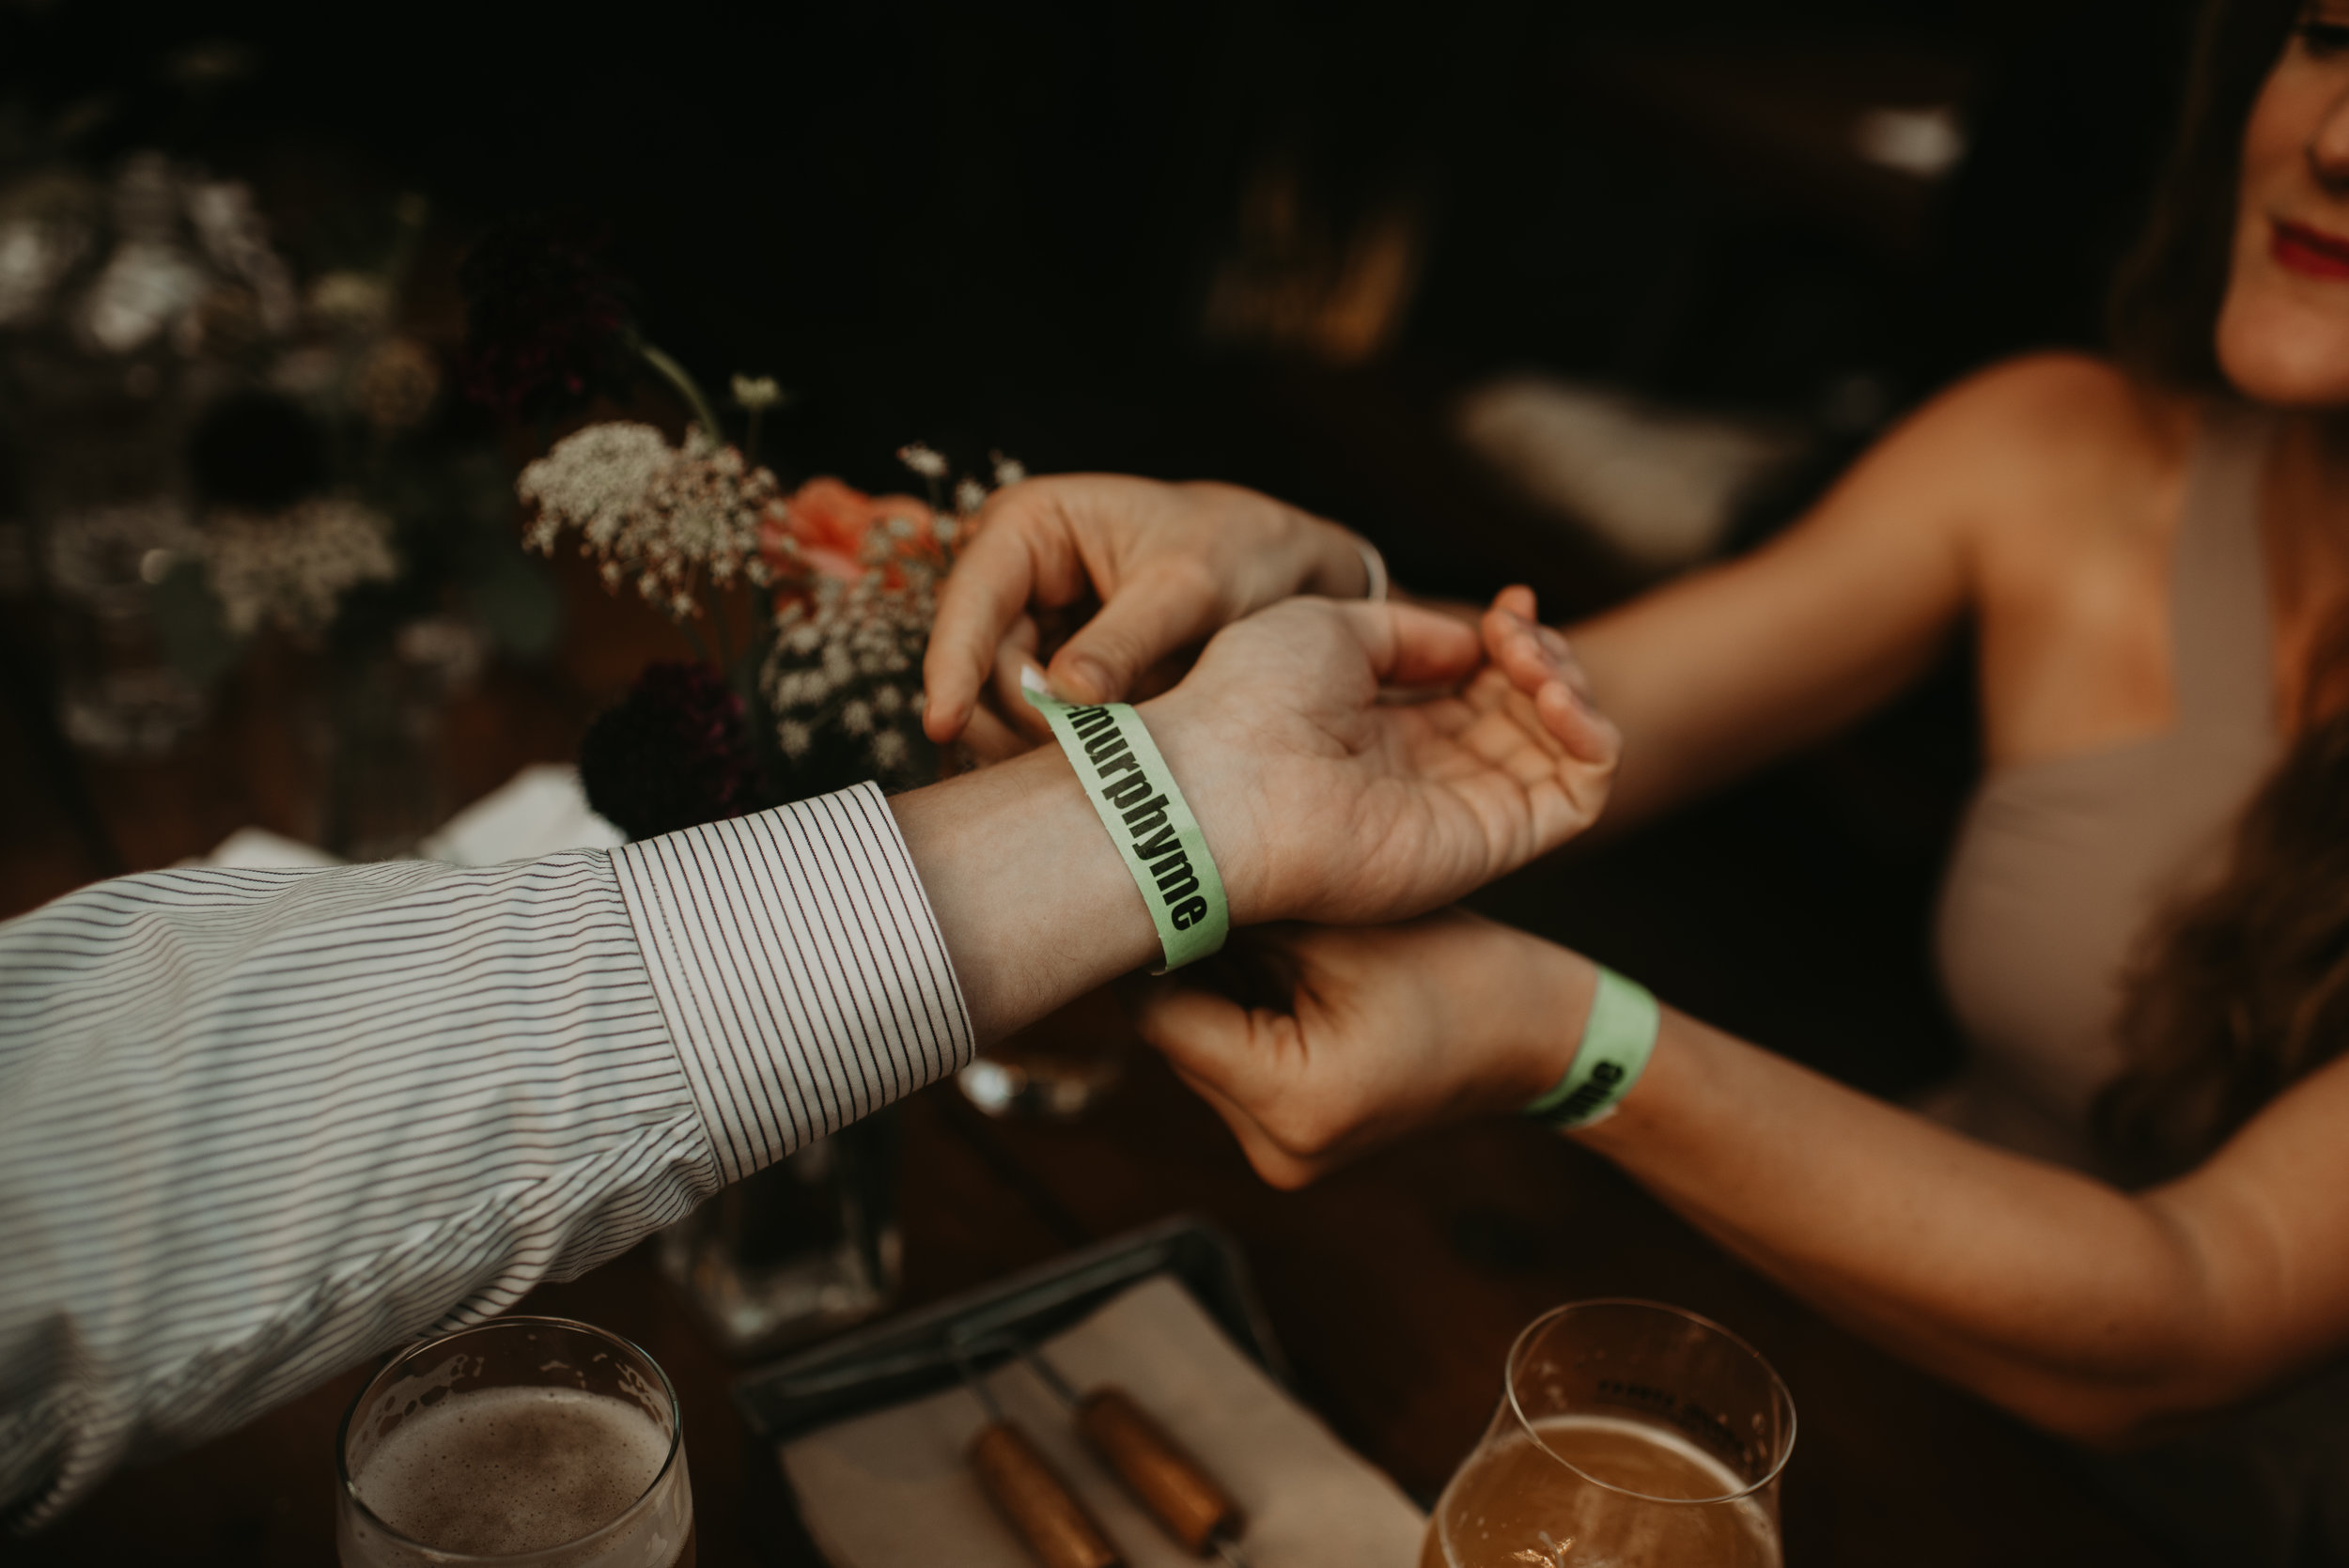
2273, 218, 2349, 280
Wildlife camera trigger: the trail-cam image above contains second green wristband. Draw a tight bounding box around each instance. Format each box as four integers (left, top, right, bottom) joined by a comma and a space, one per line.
1525, 966, 1658, 1131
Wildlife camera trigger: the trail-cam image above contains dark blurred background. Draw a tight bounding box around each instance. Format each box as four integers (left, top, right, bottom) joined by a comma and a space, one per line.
0, 0, 2201, 1087
0, 0, 2194, 521
0, 8, 2226, 1562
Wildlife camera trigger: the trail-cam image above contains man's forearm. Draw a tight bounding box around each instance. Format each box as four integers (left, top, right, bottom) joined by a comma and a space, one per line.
0, 784, 973, 1529
892, 723, 1164, 1041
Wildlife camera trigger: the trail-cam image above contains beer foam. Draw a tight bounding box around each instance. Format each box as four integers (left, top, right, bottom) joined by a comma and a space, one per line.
353, 1386, 671, 1558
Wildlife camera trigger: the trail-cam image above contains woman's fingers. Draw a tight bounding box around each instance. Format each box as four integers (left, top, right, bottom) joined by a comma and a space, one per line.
923, 482, 1109, 738
1359, 601, 1486, 686
1480, 589, 1618, 765
1540, 678, 1620, 768
1138, 976, 1342, 1189
956, 700, 1035, 766
1131, 979, 1261, 1094
1044, 564, 1227, 705
1165, 1062, 1329, 1190
988, 619, 1058, 742
924, 529, 1042, 741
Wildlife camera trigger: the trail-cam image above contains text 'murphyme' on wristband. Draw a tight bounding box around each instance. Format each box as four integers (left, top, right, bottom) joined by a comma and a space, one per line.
1021, 672, 1230, 972
1524, 966, 1659, 1130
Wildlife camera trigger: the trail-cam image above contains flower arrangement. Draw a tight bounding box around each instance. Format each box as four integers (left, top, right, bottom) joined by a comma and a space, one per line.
466, 215, 1031, 827
758, 447, 1024, 790
517, 414, 1016, 824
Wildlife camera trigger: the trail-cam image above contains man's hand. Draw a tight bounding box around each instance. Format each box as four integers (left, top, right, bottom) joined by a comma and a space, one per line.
893, 585, 1613, 1041
1134, 911, 1592, 1188
923, 475, 1370, 744
1141, 588, 1617, 927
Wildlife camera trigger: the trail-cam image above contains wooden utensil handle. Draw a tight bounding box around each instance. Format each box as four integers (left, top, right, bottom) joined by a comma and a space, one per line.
1076, 1387, 1242, 1555
969, 1421, 1126, 1568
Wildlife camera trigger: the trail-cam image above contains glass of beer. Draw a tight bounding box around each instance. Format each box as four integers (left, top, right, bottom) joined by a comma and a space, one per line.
335, 1316, 695, 1568
1423, 1299, 1795, 1567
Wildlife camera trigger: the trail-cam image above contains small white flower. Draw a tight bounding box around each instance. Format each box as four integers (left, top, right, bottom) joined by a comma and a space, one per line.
841, 699, 875, 736
955, 477, 988, 516
870, 729, 910, 771
874, 684, 904, 715
896, 442, 949, 480
730, 373, 786, 411
992, 453, 1027, 487
777, 720, 814, 759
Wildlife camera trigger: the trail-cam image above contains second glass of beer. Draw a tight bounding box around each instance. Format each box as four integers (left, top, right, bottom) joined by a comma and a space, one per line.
335, 1316, 694, 1568
1423, 1299, 1795, 1568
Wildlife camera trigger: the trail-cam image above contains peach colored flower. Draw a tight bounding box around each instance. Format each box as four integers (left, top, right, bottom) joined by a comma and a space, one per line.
759, 476, 935, 585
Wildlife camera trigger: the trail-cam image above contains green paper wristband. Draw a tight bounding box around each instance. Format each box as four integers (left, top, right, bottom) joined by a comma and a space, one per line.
1022, 676, 1230, 972
1525, 966, 1658, 1130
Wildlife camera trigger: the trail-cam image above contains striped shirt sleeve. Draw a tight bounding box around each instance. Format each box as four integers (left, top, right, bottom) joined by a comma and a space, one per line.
0, 782, 972, 1532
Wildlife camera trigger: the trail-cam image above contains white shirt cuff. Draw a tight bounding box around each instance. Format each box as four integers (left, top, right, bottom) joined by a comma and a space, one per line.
610, 783, 973, 1183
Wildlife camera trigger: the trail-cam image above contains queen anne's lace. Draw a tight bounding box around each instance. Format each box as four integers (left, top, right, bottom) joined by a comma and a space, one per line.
517, 421, 776, 620
205, 497, 398, 635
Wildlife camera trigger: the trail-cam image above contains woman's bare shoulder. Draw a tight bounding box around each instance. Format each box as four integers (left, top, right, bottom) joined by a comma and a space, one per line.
1879, 351, 2195, 535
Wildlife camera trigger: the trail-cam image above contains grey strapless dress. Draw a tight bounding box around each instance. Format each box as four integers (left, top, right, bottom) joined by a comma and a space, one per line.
1931, 407, 2349, 1566
1932, 404, 2279, 1172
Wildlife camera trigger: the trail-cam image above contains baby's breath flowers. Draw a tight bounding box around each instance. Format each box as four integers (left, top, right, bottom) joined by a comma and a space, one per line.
730, 374, 785, 411
755, 446, 1005, 792
730, 372, 788, 463
517, 420, 777, 638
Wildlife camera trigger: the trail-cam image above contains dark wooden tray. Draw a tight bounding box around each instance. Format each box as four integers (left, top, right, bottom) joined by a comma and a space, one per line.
732, 1213, 1284, 1565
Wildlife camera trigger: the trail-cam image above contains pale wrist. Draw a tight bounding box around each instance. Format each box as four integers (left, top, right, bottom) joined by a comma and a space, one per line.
1130, 689, 1273, 927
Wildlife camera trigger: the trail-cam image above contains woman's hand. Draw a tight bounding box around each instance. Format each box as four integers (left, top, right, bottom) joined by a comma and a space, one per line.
1135, 911, 1591, 1188
895, 583, 1610, 1040
1141, 588, 1618, 927
923, 475, 1372, 744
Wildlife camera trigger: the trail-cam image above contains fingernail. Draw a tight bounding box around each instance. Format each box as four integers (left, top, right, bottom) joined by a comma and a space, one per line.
1062, 654, 1110, 700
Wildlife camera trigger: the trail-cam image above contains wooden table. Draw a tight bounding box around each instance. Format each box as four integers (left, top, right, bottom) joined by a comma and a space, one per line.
1, 555, 2179, 1567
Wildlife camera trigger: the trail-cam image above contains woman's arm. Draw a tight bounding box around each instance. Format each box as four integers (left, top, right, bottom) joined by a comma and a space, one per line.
1138, 911, 2349, 1445
1583, 986, 2344, 1443
929, 354, 2186, 828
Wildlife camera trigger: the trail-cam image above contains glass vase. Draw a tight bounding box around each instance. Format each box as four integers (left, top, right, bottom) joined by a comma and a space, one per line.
658, 1107, 903, 1357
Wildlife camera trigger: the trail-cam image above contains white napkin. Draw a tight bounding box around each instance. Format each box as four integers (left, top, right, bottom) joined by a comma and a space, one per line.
190, 764, 624, 869
780, 1276, 1425, 1568
413, 763, 624, 863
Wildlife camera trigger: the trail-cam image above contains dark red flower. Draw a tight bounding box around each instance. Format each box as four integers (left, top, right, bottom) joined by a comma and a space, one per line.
578, 661, 763, 840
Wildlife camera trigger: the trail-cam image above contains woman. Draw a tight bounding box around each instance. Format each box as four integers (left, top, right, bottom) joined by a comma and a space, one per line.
920, 1, 2349, 1559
